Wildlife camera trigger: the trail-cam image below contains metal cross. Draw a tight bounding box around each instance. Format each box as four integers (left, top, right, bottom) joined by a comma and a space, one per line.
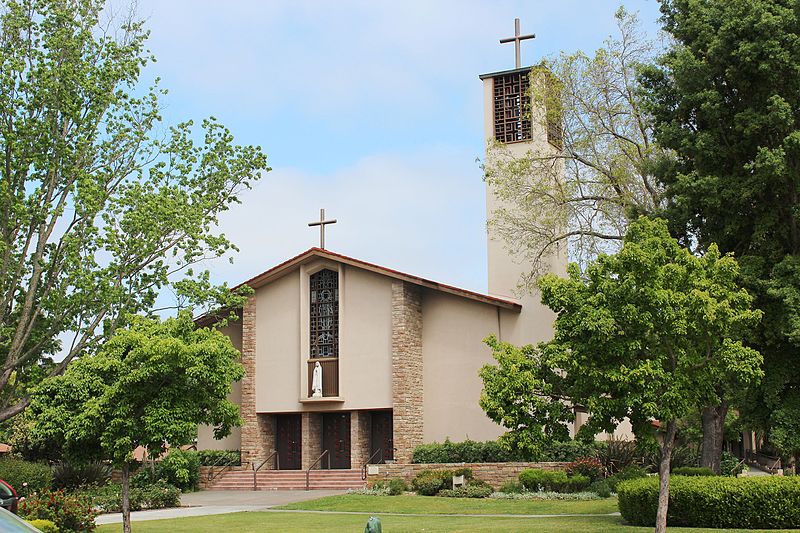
308, 208, 337, 249
500, 18, 535, 69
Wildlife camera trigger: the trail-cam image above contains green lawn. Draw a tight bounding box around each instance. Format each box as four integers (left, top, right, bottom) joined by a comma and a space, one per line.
94, 511, 799, 533
93, 494, 800, 532
277, 494, 618, 515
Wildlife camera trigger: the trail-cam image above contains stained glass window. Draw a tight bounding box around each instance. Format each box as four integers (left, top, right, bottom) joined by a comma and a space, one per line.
310, 269, 338, 358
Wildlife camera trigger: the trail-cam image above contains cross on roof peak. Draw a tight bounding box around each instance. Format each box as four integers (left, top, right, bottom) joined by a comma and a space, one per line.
308, 208, 337, 249
500, 18, 536, 69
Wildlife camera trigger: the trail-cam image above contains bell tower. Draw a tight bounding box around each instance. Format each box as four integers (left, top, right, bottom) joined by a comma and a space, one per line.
480, 18, 566, 346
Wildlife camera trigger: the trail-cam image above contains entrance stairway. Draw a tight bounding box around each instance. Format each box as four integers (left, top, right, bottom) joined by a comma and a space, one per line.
208, 468, 365, 491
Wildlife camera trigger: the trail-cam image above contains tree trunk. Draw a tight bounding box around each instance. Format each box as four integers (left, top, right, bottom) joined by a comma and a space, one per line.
700, 402, 729, 474
122, 462, 132, 533
656, 420, 678, 533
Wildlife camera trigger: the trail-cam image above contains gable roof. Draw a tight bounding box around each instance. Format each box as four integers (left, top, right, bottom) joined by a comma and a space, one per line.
235, 248, 522, 311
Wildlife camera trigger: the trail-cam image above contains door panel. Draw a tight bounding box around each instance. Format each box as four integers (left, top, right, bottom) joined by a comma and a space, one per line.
276, 414, 302, 470
370, 411, 394, 463
322, 412, 351, 469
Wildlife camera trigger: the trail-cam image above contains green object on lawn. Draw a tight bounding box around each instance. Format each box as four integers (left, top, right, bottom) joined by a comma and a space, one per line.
365, 515, 382, 532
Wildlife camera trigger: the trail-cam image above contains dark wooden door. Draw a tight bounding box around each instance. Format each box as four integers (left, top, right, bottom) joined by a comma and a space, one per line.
322, 412, 351, 469
276, 414, 302, 470
370, 411, 394, 463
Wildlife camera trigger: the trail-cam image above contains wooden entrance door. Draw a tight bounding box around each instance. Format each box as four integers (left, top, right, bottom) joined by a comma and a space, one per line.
276, 414, 302, 470
370, 411, 394, 463
322, 412, 351, 469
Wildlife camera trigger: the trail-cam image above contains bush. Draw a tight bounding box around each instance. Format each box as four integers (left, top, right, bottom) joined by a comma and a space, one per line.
491, 491, 601, 500
411, 470, 452, 496
594, 437, 639, 475
19, 489, 97, 533
587, 479, 612, 498
540, 440, 604, 462
720, 451, 746, 476
606, 465, 647, 492
518, 469, 590, 493
566, 456, 603, 481
437, 485, 493, 498
153, 449, 200, 491
196, 450, 241, 467
387, 478, 407, 496
0, 457, 53, 494
52, 461, 112, 490
26, 519, 59, 533
617, 476, 800, 528
78, 481, 181, 513
498, 480, 525, 494
412, 439, 525, 463
672, 466, 714, 476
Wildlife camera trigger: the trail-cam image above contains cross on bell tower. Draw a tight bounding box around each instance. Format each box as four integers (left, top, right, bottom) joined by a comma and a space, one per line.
500, 18, 535, 69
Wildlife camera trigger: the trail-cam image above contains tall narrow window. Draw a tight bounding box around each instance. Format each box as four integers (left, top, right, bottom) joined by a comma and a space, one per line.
310, 269, 339, 358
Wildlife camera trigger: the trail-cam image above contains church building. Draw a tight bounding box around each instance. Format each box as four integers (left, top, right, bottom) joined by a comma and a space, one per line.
197, 20, 566, 474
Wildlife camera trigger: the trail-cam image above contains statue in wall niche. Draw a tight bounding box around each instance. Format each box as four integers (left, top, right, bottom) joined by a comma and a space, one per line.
312, 361, 323, 398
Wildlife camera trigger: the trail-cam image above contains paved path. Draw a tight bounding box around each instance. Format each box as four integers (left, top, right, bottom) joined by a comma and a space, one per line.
95, 490, 344, 525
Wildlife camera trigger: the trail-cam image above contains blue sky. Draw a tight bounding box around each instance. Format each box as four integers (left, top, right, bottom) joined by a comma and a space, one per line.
133, 0, 663, 294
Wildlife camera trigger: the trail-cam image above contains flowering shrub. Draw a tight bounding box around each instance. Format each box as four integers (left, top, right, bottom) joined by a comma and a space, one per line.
19, 489, 97, 532
566, 456, 604, 481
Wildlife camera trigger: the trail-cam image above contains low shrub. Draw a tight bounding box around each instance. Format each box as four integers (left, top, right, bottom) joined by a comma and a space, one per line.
0, 457, 52, 493
617, 475, 800, 529
594, 437, 639, 475
79, 480, 181, 512
720, 451, 746, 476
52, 461, 112, 490
139, 450, 200, 491
672, 466, 714, 476
348, 486, 389, 495
196, 450, 241, 467
606, 465, 648, 492
411, 470, 453, 496
387, 478, 407, 495
518, 469, 590, 493
26, 519, 58, 533
19, 489, 97, 533
437, 485, 493, 498
540, 440, 604, 462
587, 479, 612, 498
491, 491, 601, 500
412, 439, 525, 463
498, 480, 525, 494
566, 456, 603, 481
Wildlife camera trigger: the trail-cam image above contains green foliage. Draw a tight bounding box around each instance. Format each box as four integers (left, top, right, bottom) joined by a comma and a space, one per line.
518, 469, 590, 493
720, 451, 746, 476
387, 478, 407, 496
617, 475, 800, 528
594, 438, 639, 476
153, 450, 201, 491
411, 439, 526, 463
437, 485, 493, 498
671, 467, 714, 476
565, 457, 603, 481
77, 481, 180, 513
605, 465, 648, 492
0, 457, 52, 493
52, 461, 112, 490
541, 440, 605, 462
0, 0, 268, 424
411, 470, 453, 496
498, 481, 525, 494
26, 519, 58, 533
587, 479, 612, 498
196, 449, 240, 467
19, 489, 97, 533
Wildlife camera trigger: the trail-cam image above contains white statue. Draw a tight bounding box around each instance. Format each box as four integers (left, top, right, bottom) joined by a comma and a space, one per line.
311, 361, 323, 398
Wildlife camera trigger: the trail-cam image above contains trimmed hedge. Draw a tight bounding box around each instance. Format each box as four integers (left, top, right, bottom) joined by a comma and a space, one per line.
617, 476, 800, 529
196, 450, 240, 467
0, 457, 53, 493
412, 439, 525, 463
519, 469, 590, 493
671, 466, 714, 476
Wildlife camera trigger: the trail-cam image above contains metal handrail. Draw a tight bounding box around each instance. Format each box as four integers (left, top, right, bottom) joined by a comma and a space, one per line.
305, 450, 330, 491
361, 448, 383, 480
253, 451, 278, 491
207, 452, 242, 483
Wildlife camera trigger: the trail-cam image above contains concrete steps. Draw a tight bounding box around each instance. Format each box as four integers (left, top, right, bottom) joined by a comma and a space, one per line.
208, 468, 365, 491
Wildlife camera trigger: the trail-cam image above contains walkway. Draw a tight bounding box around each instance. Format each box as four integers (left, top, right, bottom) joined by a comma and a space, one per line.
95, 489, 345, 525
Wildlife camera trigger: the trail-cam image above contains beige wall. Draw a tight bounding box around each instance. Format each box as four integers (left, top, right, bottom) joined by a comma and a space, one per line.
197, 321, 243, 450
421, 289, 505, 442
255, 260, 393, 414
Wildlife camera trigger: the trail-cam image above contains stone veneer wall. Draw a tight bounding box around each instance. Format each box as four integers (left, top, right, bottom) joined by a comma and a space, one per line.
239, 296, 274, 464
391, 281, 423, 464
367, 462, 567, 489
351, 411, 371, 468
301, 412, 323, 469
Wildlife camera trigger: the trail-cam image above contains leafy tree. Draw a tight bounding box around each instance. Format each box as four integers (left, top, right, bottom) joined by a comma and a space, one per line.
481, 217, 762, 533
0, 0, 267, 421
641, 0, 800, 468
484, 8, 668, 284
28, 311, 244, 533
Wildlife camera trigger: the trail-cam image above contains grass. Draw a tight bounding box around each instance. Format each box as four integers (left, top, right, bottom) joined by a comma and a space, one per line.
93, 494, 800, 532
277, 493, 619, 515
94, 511, 800, 533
